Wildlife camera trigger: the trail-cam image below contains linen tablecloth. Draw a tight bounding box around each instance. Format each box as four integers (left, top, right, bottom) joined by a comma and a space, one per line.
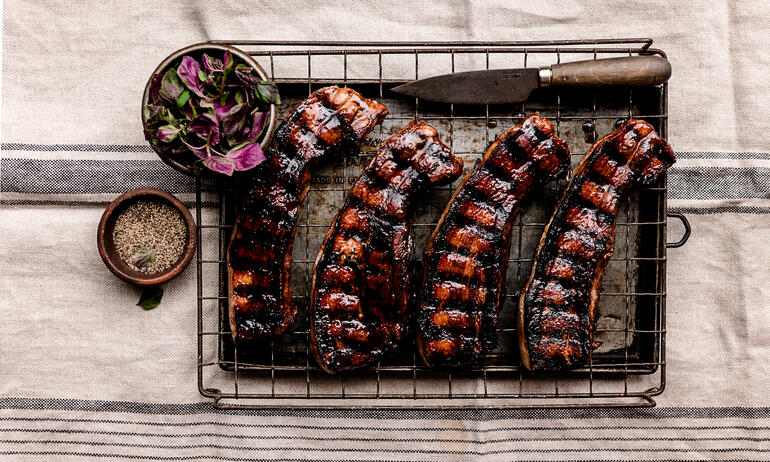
1, 1, 768, 460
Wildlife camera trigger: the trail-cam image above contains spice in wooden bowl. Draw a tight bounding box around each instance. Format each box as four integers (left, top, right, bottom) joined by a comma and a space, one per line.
112, 199, 187, 274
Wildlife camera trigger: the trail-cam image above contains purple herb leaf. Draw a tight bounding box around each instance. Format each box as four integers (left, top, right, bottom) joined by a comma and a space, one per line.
220, 103, 249, 142
146, 50, 279, 175
132, 246, 158, 270
245, 110, 269, 142
226, 143, 266, 171
201, 54, 215, 72
179, 137, 209, 159
149, 74, 163, 105
255, 81, 281, 105
234, 64, 261, 86
212, 98, 237, 120
143, 105, 173, 140
190, 146, 209, 160
143, 104, 171, 126
188, 113, 220, 145
177, 56, 207, 98
202, 155, 235, 176
202, 53, 224, 73
159, 67, 185, 103
156, 125, 182, 143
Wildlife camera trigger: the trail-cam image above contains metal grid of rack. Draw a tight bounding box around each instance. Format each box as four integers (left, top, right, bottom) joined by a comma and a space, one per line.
195, 39, 689, 409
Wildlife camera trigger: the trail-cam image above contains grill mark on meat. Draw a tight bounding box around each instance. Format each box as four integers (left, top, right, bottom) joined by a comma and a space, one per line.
227, 87, 387, 343
310, 119, 463, 373
417, 113, 571, 367
518, 119, 675, 371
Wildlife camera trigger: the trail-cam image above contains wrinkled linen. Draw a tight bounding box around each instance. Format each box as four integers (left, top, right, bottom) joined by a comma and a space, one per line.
1, 1, 768, 460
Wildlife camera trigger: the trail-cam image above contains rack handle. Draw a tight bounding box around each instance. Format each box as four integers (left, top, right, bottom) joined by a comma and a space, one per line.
667, 213, 691, 248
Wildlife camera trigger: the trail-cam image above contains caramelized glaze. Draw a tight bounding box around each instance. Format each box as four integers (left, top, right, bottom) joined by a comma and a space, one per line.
227, 87, 387, 342
310, 119, 463, 373
417, 113, 571, 367
518, 119, 675, 371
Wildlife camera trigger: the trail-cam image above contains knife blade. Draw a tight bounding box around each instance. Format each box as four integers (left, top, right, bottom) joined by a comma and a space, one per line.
391, 55, 671, 105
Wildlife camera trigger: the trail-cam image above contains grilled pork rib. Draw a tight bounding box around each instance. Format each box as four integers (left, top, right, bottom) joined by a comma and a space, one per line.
417, 114, 571, 367
310, 119, 463, 373
227, 87, 387, 343
518, 119, 675, 371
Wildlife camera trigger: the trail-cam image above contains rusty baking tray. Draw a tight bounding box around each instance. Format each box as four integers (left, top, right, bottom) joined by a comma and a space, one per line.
195, 39, 690, 409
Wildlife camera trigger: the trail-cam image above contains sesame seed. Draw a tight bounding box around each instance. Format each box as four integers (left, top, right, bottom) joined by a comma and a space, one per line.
113, 199, 187, 274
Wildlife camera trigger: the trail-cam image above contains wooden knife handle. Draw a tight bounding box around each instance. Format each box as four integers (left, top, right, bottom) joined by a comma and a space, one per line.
548, 56, 671, 87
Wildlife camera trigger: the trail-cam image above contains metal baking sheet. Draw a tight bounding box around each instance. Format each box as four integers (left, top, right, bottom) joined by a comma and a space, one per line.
196, 40, 669, 408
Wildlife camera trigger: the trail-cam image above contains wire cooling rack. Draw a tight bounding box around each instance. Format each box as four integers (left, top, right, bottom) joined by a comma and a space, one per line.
195, 39, 690, 409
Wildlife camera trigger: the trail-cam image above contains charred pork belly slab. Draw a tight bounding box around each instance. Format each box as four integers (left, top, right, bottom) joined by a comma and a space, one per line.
227, 87, 387, 343
310, 119, 463, 373
417, 113, 570, 367
518, 119, 675, 371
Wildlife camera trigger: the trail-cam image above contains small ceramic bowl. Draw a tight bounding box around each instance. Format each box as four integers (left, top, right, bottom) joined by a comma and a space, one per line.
97, 188, 196, 286
141, 42, 277, 176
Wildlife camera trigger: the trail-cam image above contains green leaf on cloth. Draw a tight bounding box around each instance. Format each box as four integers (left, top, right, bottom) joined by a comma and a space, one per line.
137, 286, 163, 310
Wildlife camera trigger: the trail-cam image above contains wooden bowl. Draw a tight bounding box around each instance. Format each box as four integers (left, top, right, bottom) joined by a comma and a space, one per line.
141, 42, 277, 176
97, 188, 196, 286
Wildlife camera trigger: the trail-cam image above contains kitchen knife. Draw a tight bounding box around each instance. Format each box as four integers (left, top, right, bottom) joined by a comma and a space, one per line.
391, 55, 671, 105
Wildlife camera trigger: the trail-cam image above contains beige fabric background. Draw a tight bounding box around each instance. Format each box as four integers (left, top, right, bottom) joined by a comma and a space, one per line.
1, 1, 769, 460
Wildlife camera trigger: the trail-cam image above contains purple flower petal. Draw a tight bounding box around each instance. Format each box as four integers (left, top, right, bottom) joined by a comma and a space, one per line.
177, 56, 206, 98
189, 113, 220, 146
149, 74, 163, 105
225, 143, 266, 171
203, 155, 235, 176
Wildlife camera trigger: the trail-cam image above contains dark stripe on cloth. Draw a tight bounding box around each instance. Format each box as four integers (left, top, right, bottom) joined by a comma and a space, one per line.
668, 167, 770, 200
1, 416, 767, 432
0, 458, 758, 462
0, 454, 400, 462
669, 205, 770, 214
0, 200, 217, 208
0, 431, 767, 443
2, 158, 768, 201
2, 143, 153, 152
0, 447, 766, 456
0, 158, 212, 195
675, 151, 770, 159
1, 398, 769, 420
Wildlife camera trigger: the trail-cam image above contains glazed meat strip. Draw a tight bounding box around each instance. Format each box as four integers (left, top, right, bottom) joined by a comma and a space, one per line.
518, 119, 675, 371
417, 113, 570, 367
227, 87, 387, 343
310, 119, 463, 373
